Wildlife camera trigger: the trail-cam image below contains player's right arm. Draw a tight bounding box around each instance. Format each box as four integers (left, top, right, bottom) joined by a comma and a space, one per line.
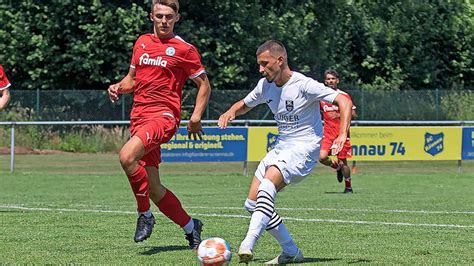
107, 67, 136, 103
219, 79, 265, 129
218, 100, 252, 129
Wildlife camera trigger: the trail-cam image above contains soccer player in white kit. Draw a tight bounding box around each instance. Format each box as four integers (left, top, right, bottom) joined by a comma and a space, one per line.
218, 40, 353, 264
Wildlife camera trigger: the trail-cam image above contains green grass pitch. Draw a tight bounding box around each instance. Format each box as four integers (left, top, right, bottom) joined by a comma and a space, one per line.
0, 154, 473, 264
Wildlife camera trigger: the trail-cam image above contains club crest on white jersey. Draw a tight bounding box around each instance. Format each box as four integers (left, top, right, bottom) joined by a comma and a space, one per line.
139, 53, 168, 67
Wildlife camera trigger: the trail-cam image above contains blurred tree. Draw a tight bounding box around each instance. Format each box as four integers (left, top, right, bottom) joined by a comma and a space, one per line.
0, 0, 472, 92
0, 0, 147, 90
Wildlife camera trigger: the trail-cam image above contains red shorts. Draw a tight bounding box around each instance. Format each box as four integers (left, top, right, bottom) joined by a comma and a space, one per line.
321, 135, 352, 159
130, 114, 177, 168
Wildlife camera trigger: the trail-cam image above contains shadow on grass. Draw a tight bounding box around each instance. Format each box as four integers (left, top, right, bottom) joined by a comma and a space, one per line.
140, 245, 189, 255
324, 191, 354, 194
303, 258, 340, 263
254, 257, 339, 264
348, 258, 372, 264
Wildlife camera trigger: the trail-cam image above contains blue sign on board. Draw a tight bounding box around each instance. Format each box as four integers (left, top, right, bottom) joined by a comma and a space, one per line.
161, 127, 248, 162
461, 127, 474, 160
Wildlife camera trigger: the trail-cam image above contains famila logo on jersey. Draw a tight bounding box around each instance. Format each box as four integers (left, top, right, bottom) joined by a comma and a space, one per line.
139, 53, 168, 67
323, 104, 339, 112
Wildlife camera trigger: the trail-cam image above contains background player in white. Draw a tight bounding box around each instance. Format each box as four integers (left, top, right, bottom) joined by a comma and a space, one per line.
218, 40, 352, 264
0, 64, 11, 111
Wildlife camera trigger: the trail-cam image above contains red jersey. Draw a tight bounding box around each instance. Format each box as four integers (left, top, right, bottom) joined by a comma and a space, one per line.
319, 89, 355, 139
0, 64, 11, 91
130, 34, 205, 122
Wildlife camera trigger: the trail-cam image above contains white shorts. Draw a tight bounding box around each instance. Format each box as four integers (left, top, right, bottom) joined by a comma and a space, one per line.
254, 139, 320, 185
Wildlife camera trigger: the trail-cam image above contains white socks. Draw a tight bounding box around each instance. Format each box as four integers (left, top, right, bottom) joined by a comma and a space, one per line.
244, 198, 298, 254
240, 179, 277, 250
267, 220, 298, 255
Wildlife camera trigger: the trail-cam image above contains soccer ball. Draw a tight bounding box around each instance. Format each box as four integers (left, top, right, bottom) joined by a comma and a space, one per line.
197, 237, 232, 265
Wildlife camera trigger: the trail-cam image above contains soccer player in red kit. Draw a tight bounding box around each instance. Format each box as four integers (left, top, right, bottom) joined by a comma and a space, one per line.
107, 0, 211, 248
319, 70, 357, 193
0, 64, 11, 111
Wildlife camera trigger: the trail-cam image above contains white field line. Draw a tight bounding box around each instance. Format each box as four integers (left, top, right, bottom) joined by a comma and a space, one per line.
1, 205, 473, 229
186, 206, 474, 215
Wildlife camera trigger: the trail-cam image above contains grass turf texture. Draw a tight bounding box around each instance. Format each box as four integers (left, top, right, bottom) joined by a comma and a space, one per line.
0, 154, 473, 264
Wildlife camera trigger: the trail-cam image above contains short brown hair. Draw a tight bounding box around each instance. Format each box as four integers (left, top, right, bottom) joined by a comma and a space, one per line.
256, 40, 287, 57
152, 0, 179, 13
324, 69, 339, 79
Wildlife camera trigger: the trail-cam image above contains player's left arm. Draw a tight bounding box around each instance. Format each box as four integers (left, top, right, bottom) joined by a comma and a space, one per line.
188, 73, 211, 140
0, 89, 11, 111
331, 94, 353, 154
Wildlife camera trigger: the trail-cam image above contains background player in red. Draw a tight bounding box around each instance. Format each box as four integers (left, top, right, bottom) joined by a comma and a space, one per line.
0, 64, 11, 111
319, 69, 357, 193
107, 0, 211, 248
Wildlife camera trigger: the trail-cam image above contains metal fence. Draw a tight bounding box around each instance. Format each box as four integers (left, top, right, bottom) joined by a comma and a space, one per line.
2, 119, 474, 173
3, 89, 474, 121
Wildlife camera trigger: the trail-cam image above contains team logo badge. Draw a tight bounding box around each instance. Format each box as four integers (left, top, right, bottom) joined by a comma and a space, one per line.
166, 46, 176, 56
424, 132, 444, 156
267, 133, 278, 152
285, 100, 294, 111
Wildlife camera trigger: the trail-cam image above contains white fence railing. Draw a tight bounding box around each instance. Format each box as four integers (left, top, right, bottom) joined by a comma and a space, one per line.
1, 120, 474, 173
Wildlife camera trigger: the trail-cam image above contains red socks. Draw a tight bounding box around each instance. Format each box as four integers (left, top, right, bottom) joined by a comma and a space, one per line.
127, 166, 150, 213
345, 177, 352, 189
127, 167, 191, 228
157, 189, 191, 228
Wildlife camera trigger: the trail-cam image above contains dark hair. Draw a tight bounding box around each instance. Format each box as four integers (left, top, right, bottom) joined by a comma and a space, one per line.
324, 69, 339, 79
152, 0, 179, 13
256, 40, 287, 57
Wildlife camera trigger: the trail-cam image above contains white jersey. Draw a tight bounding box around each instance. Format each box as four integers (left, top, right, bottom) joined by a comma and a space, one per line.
244, 72, 339, 142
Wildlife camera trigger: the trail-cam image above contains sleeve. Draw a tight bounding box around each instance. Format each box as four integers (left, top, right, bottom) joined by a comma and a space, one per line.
130, 37, 141, 69
243, 79, 267, 108
0, 65, 11, 91
305, 79, 339, 103
183, 45, 205, 79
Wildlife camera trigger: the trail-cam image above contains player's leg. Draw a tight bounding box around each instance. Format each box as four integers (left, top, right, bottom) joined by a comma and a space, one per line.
239, 167, 284, 262
238, 176, 260, 262
145, 165, 202, 249
338, 158, 353, 193
319, 138, 343, 182
142, 116, 203, 249
337, 140, 353, 193
263, 147, 311, 264
319, 148, 332, 166
239, 145, 310, 263
119, 136, 155, 242
241, 176, 298, 262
